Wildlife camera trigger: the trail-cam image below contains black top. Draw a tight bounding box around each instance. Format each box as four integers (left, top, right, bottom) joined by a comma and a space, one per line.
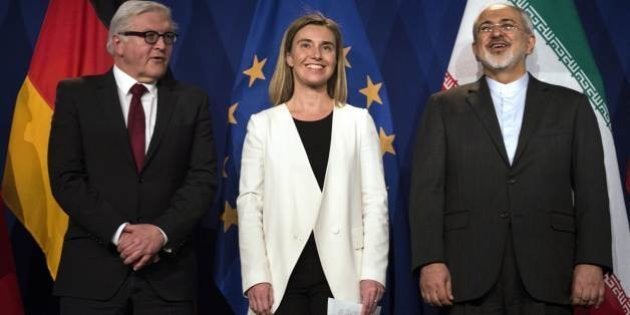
293, 111, 333, 191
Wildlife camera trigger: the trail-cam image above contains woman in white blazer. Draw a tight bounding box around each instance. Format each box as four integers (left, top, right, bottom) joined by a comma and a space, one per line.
238, 13, 389, 315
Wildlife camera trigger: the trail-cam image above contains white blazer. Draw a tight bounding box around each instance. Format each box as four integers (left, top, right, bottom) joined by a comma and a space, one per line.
237, 103, 389, 312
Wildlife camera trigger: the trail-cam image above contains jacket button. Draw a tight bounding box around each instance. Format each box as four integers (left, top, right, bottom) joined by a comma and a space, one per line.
499, 212, 509, 219
507, 178, 516, 185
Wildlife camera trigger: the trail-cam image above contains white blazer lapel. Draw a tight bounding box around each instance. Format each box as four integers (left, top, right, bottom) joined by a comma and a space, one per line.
278, 104, 321, 194
320, 105, 343, 198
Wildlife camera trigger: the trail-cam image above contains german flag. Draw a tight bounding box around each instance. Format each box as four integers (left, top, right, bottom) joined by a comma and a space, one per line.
1, 0, 120, 279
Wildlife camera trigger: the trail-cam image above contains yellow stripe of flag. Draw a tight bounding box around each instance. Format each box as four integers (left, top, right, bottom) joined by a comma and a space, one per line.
2, 78, 67, 278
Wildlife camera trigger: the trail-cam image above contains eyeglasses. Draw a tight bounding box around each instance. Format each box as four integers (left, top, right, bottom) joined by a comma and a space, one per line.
478, 23, 520, 34
118, 31, 178, 45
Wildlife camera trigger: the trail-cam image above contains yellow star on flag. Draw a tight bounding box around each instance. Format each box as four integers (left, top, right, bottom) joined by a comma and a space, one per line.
243, 55, 267, 87
343, 46, 352, 68
221, 201, 238, 232
228, 103, 238, 124
379, 127, 396, 156
359, 75, 383, 108
222, 156, 229, 178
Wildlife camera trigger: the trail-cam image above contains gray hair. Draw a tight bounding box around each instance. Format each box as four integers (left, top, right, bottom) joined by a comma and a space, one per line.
472, 3, 534, 40
106, 1, 178, 54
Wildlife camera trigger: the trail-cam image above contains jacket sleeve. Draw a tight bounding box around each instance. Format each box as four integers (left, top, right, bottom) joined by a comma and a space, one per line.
571, 94, 612, 270
152, 92, 218, 252
237, 113, 272, 293
48, 80, 125, 244
358, 109, 389, 286
409, 93, 447, 271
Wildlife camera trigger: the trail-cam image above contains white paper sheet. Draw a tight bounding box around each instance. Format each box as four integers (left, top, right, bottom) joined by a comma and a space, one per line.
326, 298, 381, 315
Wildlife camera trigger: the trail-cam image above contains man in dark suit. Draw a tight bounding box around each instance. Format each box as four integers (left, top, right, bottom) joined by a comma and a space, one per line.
48, 1, 216, 313
409, 4, 611, 314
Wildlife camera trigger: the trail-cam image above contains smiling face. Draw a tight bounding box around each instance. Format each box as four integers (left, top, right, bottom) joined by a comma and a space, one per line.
472, 5, 535, 79
286, 24, 337, 90
112, 11, 173, 83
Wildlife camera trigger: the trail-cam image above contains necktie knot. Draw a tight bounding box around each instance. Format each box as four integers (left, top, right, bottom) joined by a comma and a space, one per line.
130, 83, 147, 98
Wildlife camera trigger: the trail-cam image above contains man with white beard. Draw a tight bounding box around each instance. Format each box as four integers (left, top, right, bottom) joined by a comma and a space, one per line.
409, 4, 612, 314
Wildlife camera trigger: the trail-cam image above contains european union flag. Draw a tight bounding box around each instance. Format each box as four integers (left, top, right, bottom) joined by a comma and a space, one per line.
213, 1, 416, 314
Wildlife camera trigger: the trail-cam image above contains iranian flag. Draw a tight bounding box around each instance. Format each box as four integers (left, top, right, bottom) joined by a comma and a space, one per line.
443, 1, 630, 314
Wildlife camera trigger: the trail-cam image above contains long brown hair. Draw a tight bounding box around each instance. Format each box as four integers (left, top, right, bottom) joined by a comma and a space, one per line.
268, 12, 347, 106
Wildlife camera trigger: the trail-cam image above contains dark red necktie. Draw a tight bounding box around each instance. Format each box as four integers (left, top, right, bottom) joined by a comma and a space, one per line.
128, 83, 147, 172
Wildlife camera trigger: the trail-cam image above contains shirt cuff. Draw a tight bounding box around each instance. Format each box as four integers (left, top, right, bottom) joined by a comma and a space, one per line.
112, 222, 128, 245
156, 226, 168, 246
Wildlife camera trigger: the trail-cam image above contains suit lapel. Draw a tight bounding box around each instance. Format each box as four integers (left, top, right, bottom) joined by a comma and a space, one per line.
145, 78, 177, 168
280, 104, 322, 197
320, 105, 339, 194
512, 76, 547, 166
277, 104, 324, 229
96, 71, 137, 170
466, 78, 510, 166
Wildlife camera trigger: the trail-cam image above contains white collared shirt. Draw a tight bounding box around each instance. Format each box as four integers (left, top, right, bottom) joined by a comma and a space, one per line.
111, 66, 167, 246
113, 65, 158, 153
486, 73, 529, 165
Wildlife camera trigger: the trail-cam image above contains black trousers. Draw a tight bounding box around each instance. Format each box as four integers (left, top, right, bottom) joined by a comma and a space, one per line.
442, 232, 572, 315
275, 233, 334, 315
59, 273, 193, 315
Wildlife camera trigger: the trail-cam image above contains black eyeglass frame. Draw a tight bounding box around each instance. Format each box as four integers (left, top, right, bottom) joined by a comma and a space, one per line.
118, 31, 178, 45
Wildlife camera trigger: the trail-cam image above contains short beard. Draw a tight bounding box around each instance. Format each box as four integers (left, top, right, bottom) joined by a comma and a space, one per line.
479, 49, 522, 71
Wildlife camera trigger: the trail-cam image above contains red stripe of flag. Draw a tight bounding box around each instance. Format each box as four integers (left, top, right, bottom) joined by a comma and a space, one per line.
28, 0, 112, 108
0, 193, 24, 315
573, 274, 630, 315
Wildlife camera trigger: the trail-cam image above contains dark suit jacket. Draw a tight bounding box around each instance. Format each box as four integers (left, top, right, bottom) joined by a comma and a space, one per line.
48, 70, 217, 301
409, 75, 612, 304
